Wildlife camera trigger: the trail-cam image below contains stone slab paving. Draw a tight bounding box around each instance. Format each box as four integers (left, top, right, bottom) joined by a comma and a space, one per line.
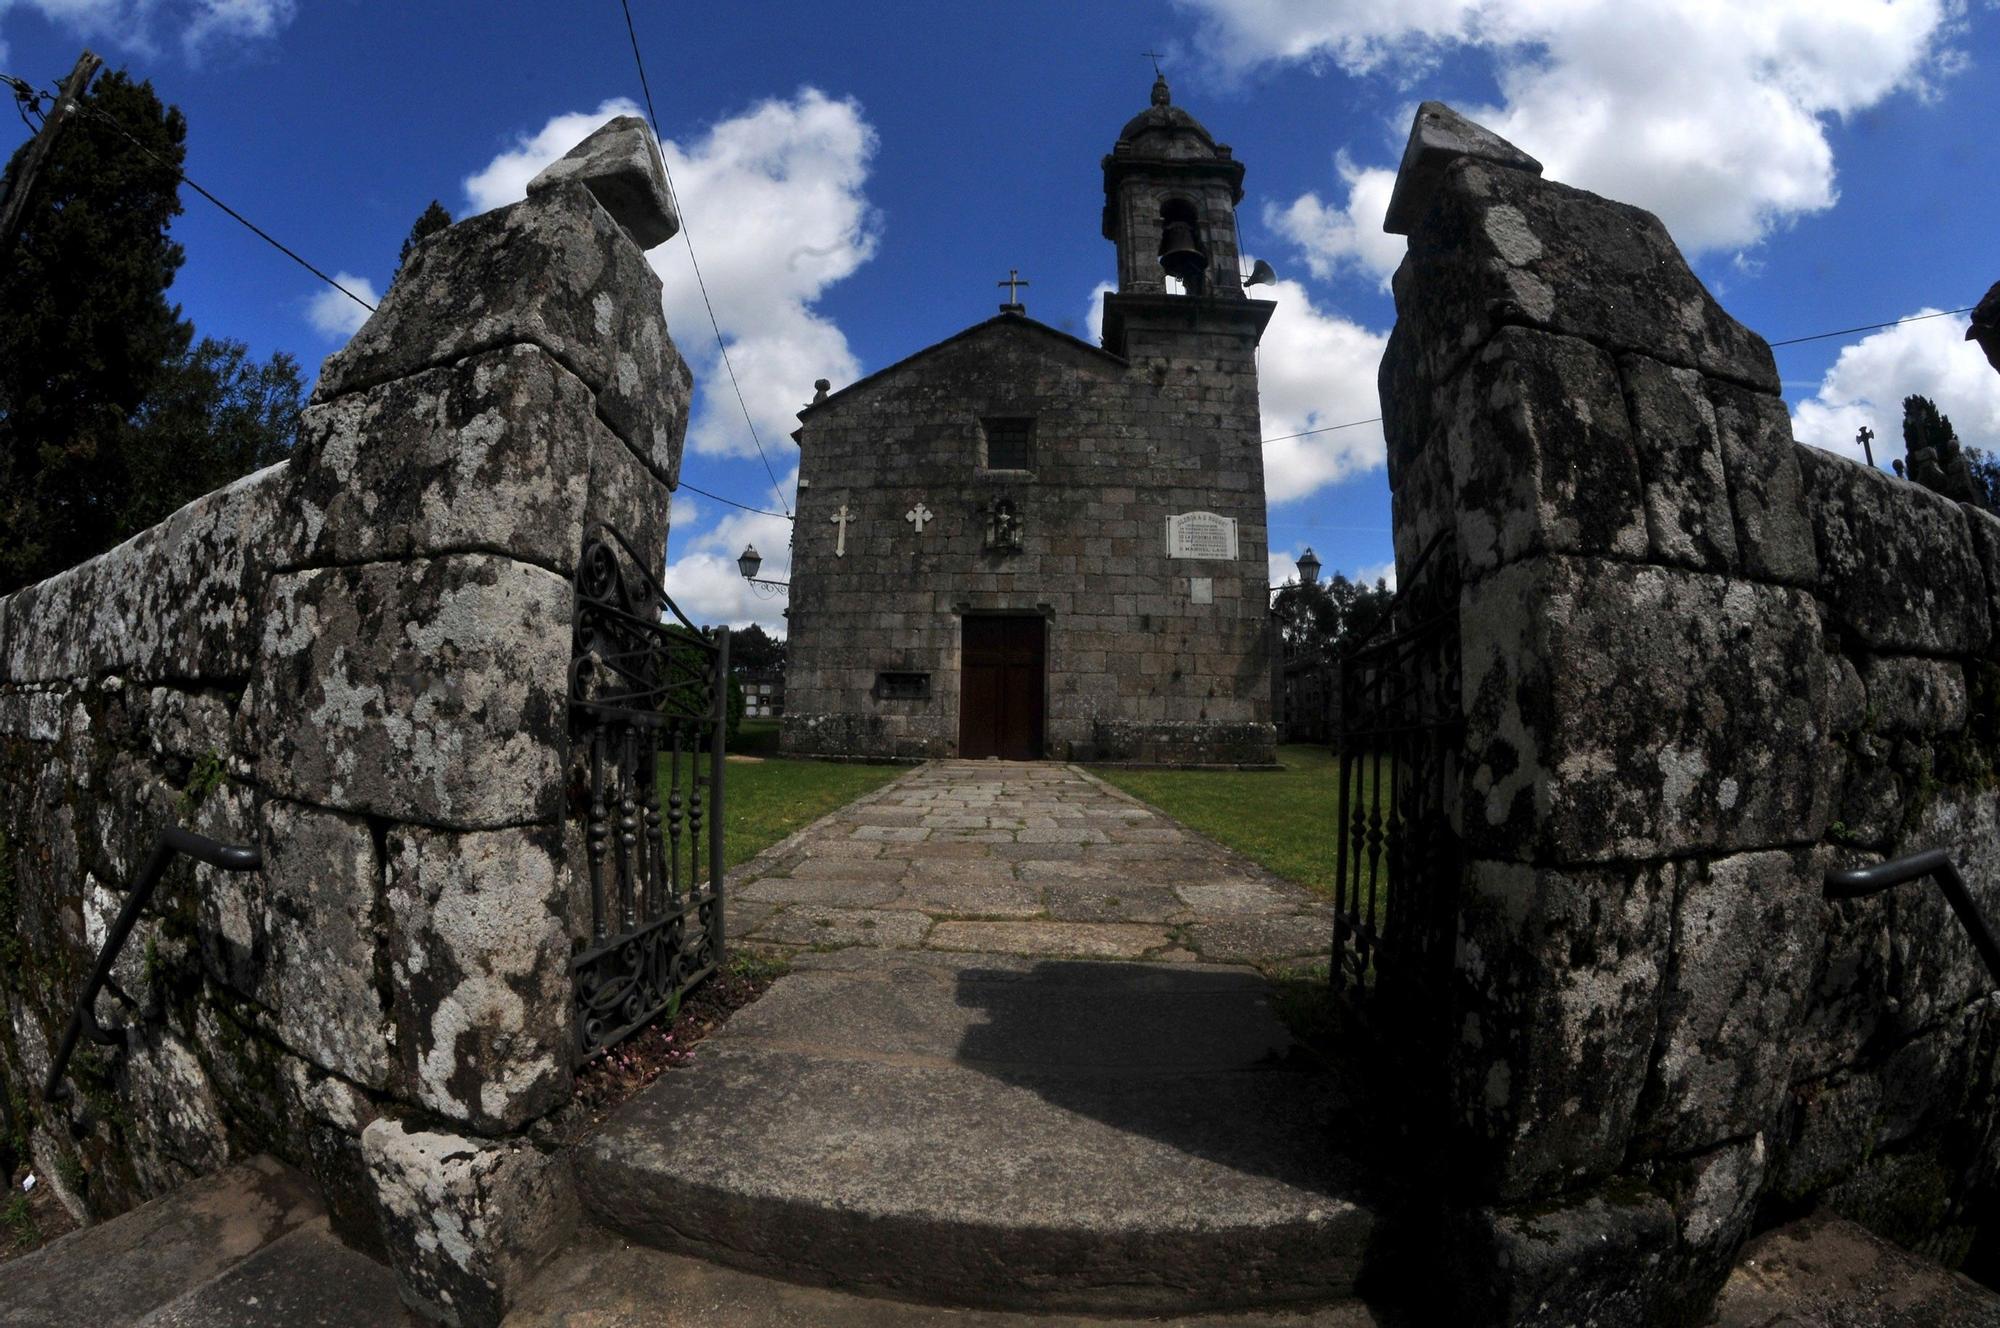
732, 760, 1333, 971
572, 761, 1373, 1317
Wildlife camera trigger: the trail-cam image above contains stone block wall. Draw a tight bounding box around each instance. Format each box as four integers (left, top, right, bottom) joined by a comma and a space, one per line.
784, 309, 1275, 765
0, 121, 686, 1327
1381, 106, 2000, 1323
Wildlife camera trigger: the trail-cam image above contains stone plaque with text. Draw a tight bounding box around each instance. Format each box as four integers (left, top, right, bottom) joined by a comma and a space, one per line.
1166, 511, 1239, 561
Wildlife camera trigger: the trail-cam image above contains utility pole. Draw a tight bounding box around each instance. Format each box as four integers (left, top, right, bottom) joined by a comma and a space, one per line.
0, 49, 102, 254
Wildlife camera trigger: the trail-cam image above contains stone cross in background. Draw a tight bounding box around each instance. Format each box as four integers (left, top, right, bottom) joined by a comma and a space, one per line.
905, 501, 933, 534
830, 502, 854, 556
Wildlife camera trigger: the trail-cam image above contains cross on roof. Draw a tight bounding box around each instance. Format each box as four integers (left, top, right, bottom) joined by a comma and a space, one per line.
1142, 50, 1165, 74
997, 268, 1029, 313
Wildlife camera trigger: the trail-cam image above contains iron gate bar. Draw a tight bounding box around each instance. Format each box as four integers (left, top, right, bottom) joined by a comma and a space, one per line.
569, 521, 729, 1065
1331, 527, 1461, 1006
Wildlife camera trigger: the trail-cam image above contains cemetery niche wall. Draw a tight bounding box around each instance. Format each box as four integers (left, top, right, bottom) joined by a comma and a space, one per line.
782, 75, 1278, 767
1379, 102, 2000, 1324
0, 118, 687, 1327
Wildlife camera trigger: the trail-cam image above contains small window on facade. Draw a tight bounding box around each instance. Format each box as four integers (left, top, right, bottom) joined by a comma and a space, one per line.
874, 671, 931, 701
982, 417, 1035, 472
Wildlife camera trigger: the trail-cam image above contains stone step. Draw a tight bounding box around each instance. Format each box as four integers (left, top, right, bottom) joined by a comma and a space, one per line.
134, 1222, 419, 1327
506, 1234, 1386, 1326
577, 951, 1385, 1315
0, 1155, 411, 1328
0, 1156, 323, 1327
1708, 1212, 2000, 1326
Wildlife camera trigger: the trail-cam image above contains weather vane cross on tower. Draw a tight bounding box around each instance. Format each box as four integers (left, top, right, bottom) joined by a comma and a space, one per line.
998, 268, 1029, 314
1142, 49, 1165, 74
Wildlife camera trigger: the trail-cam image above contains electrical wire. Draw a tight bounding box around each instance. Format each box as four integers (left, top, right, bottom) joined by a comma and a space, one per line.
617, 0, 794, 519
1256, 305, 1986, 446
1767, 305, 1976, 348
53, 89, 375, 314
676, 478, 792, 521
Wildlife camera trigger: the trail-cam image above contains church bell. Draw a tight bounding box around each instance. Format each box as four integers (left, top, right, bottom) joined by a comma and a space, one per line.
1158, 219, 1208, 289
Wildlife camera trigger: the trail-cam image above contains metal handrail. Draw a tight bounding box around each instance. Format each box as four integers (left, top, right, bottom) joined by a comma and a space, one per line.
43, 825, 261, 1102
1825, 848, 2000, 989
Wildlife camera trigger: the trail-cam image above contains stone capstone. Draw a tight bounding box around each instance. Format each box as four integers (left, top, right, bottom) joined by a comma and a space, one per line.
1393, 156, 1779, 392
526, 114, 679, 250
314, 183, 691, 488
1383, 100, 1544, 237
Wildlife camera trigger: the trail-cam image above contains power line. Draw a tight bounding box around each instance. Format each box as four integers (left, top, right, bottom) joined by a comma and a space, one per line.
1255, 304, 1985, 447
677, 478, 793, 521
1262, 417, 1380, 446
39, 84, 377, 314
1767, 305, 1975, 348
617, 0, 793, 520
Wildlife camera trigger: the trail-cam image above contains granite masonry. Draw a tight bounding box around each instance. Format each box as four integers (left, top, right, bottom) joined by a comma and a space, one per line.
782, 75, 1277, 766
0, 118, 687, 1326
1380, 103, 2000, 1324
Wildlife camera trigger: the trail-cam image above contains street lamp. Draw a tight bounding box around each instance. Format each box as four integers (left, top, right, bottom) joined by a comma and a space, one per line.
1296, 547, 1321, 585
738, 544, 789, 598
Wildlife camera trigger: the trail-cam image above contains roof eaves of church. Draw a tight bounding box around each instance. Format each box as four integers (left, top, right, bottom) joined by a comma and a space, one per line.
794, 314, 1129, 425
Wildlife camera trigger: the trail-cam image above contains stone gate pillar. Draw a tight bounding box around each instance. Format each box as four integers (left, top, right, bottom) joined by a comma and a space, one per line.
1380, 104, 2000, 1324
0, 117, 689, 1328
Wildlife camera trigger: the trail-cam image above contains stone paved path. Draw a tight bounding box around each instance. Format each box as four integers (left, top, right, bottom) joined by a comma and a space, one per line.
730, 760, 1334, 971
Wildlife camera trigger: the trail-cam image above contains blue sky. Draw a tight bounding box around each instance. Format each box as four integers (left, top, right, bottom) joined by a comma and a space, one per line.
4, 0, 1997, 637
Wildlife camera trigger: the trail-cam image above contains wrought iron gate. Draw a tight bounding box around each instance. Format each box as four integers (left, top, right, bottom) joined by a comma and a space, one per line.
568, 522, 729, 1065
1331, 529, 1461, 1013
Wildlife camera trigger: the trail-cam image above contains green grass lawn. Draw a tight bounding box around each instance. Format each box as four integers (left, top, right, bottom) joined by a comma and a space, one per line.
1092, 744, 1385, 901
707, 751, 906, 873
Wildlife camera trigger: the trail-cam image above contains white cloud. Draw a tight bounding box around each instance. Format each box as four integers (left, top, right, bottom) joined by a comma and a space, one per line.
1791, 310, 2000, 465
0, 0, 296, 59
1263, 156, 1402, 289
304, 272, 379, 341
463, 89, 879, 469
1350, 559, 1397, 591
1252, 276, 1390, 504
1191, 0, 1963, 279
662, 484, 799, 637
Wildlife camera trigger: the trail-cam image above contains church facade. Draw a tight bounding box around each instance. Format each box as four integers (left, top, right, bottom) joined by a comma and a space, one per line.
780, 78, 1277, 765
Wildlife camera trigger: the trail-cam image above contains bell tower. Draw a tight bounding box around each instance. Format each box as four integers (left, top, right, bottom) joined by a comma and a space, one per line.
1100, 75, 1272, 357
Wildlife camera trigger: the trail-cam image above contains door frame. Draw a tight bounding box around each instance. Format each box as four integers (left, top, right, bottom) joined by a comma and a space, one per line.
956, 609, 1051, 759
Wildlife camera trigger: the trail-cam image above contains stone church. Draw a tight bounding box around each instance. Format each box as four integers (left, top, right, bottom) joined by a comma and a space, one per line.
780, 76, 1277, 764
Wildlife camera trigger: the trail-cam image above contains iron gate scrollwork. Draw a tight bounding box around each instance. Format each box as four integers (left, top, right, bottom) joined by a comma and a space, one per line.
569, 522, 729, 1066
1332, 528, 1461, 1017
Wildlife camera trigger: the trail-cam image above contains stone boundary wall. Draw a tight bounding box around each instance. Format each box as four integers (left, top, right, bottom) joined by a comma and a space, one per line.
1381, 105, 2000, 1324
0, 119, 687, 1327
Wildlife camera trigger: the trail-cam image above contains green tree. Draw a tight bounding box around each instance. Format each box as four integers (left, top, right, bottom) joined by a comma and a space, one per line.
727, 622, 786, 676
0, 69, 190, 590
393, 200, 452, 283
123, 338, 303, 533
1903, 393, 1961, 462
0, 69, 303, 593
1271, 572, 1394, 664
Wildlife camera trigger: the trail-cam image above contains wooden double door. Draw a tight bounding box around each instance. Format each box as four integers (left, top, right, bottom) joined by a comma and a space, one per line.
959, 615, 1045, 760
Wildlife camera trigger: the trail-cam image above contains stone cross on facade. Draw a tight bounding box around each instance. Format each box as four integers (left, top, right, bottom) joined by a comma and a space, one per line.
1857, 425, 1874, 467
830, 503, 854, 557
905, 502, 934, 534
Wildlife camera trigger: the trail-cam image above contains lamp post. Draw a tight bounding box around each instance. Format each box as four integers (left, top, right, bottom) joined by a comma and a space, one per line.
1296, 547, 1321, 585
737, 544, 789, 598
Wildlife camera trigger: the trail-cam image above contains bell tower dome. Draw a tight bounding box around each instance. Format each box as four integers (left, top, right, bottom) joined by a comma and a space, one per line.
1101, 74, 1248, 299
1099, 74, 1271, 358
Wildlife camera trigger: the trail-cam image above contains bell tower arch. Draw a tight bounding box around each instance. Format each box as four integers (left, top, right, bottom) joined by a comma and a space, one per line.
1101, 74, 1248, 300
1099, 74, 1271, 358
